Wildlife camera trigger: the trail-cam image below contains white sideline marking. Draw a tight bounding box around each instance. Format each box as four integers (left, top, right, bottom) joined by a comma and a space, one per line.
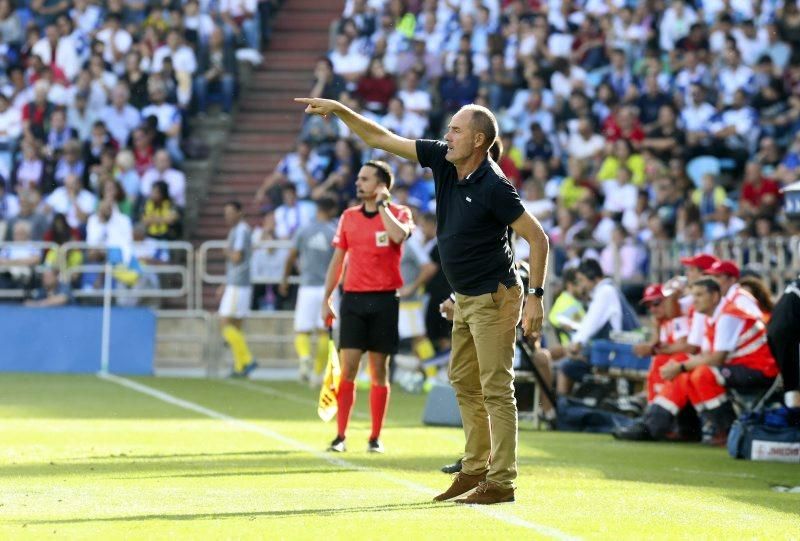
99, 373, 578, 540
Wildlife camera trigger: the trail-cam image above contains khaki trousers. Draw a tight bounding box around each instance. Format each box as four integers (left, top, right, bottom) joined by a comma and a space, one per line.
449, 282, 523, 488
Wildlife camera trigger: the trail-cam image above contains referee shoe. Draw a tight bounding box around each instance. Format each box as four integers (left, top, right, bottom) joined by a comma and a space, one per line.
367, 438, 384, 453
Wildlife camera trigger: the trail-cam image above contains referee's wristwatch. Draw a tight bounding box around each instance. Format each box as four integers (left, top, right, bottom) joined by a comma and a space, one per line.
528, 287, 545, 298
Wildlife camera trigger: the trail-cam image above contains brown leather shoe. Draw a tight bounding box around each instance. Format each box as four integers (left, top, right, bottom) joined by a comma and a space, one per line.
454, 481, 515, 505
432, 471, 486, 502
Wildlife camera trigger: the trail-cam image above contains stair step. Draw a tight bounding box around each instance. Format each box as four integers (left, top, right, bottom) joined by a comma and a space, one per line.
269, 37, 331, 52
273, 14, 340, 31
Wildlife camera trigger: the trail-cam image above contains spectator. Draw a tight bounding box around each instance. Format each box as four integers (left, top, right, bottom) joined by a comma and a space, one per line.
220, 0, 260, 51
0, 92, 21, 178
85, 198, 133, 250
273, 184, 315, 240
596, 139, 645, 186
0, 221, 41, 289
11, 139, 45, 193
5, 190, 48, 241
0, 0, 23, 47
642, 105, 685, 164
139, 149, 186, 208
42, 106, 76, 160
566, 116, 605, 162
328, 33, 369, 84
309, 57, 346, 101
130, 126, 155, 175
396, 70, 431, 118
95, 13, 132, 72
141, 79, 183, 163
739, 161, 781, 218
381, 97, 427, 140
31, 23, 80, 82
21, 80, 54, 141
52, 139, 85, 186
140, 180, 180, 240
152, 28, 197, 109
99, 177, 133, 218
256, 141, 324, 204
44, 172, 95, 231
25, 266, 71, 307
439, 53, 479, 113
42, 211, 81, 267
194, 26, 236, 115
691, 173, 728, 222
0, 180, 19, 237
356, 58, 395, 116
121, 51, 149, 110
100, 84, 141, 147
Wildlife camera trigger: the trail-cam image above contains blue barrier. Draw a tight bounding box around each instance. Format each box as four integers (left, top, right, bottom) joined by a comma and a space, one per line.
589, 340, 651, 372
0, 306, 156, 375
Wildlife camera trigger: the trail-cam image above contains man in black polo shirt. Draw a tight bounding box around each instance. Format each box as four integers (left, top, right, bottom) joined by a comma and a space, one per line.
295, 97, 549, 505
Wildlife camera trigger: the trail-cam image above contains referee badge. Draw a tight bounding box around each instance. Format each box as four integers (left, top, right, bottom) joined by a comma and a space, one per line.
375, 231, 389, 247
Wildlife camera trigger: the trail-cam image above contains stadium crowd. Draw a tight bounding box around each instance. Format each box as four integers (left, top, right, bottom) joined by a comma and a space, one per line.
252, 0, 799, 440
0, 0, 276, 300
260, 0, 799, 283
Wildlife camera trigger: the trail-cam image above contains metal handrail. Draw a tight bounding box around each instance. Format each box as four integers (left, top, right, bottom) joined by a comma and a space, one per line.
0, 241, 59, 298
196, 239, 301, 309
58, 240, 195, 304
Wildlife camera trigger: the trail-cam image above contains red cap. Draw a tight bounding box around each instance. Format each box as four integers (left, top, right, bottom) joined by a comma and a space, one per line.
679, 253, 719, 271
640, 283, 664, 304
704, 259, 740, 279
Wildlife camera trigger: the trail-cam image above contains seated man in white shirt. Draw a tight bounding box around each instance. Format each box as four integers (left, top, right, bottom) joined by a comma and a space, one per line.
139, 149, 186, 208
99, 84, 141, 146
0, 221, 41, 289
328, 33, 369, 83
44, 173, 97, 230
558, 258, 639, 395
381, 98, 427, 140
84, 199, 135, 290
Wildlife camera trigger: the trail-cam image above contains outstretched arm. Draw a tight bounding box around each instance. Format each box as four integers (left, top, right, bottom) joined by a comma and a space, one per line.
294, 98, 418, 162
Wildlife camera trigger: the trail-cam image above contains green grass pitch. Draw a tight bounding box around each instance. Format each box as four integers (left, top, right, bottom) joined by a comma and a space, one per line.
1, 373, 799, 540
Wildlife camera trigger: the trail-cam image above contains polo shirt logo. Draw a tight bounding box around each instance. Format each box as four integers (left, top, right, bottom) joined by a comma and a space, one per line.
465, 196, 472, 202
375, 231, 389, 247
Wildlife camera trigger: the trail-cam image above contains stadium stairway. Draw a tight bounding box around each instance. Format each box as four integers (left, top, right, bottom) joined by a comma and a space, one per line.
192, 0, 344, 310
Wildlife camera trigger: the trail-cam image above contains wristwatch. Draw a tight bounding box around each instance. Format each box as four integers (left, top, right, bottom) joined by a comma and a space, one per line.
528, 287, 545, 298
378, 199, 390, 209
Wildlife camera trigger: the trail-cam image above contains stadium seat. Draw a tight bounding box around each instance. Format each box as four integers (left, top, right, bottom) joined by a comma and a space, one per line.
686, 156, 721, 187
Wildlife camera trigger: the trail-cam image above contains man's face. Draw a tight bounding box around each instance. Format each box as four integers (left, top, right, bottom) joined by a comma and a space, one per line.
224, 204, 240, 226
575, 272, 593, 297
355, 166, 381, 200
691, 285, 719, 315
647, 299, 665, 319
155, 151, 170, 172
444, 109, 479, 165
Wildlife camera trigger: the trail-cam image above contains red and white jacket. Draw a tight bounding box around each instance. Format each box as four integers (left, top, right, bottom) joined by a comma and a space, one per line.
704, 302, 778, 377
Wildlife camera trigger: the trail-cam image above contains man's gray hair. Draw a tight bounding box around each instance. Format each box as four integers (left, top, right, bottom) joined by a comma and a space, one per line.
460, 104, 499, 151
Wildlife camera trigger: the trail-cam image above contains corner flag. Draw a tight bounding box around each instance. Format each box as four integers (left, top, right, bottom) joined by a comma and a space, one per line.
317, 328, 340, 422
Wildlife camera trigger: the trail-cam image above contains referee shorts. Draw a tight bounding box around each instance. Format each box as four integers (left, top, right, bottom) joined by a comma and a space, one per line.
339, 291, 399, 354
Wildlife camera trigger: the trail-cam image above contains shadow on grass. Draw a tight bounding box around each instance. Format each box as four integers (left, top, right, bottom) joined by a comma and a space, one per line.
0, 453, 347, 479
118, 468, 356, 480
17, 501, 445, 525
88, 450, 295, 460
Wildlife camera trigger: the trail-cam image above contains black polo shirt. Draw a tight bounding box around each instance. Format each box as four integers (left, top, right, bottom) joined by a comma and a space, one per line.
416, 139, 525, 296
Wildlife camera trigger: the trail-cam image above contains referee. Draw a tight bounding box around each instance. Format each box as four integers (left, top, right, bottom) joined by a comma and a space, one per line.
297, 98, 549, 504
322, 161, 412, 454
